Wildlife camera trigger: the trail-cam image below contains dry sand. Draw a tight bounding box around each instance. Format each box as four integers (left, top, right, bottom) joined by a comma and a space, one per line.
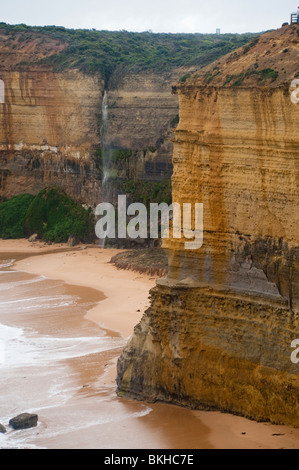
1, 239, 299, 449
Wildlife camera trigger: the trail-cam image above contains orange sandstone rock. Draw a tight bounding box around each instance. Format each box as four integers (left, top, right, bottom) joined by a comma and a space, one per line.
117, 26, 299, 427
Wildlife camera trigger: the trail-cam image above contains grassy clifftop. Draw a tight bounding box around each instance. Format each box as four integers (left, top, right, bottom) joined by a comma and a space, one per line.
175, 24, 299, 88
0, 22, 258, 83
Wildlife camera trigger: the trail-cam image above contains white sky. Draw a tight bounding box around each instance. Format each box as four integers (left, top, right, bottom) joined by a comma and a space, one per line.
1, 0, 298, 34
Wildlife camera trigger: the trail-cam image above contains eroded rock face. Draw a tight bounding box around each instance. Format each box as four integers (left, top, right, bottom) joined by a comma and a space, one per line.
0, 66, 182, 204
104, 70, 183, 181
117, 26, 299, 427
0, 69, 103, 205
165, 83, 299, 309
117, 283, 299, 426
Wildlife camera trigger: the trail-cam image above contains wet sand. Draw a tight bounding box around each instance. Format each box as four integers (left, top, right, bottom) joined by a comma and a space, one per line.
0, 239, 298, 449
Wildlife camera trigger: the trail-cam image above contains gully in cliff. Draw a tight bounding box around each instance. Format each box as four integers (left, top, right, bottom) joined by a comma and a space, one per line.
95, 195, 204, 250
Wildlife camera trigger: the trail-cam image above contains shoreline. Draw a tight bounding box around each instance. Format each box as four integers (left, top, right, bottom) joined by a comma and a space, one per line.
7, 239, 156, 339
1, 239, 299, 449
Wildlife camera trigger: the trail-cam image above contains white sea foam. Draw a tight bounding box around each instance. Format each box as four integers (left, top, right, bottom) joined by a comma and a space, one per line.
0, 275, 45, 291
0, 260, 151, 449
0, 259, 16, 269
0, 402, 151, 449
0, 322, 122, 370
0, 295, 76, 310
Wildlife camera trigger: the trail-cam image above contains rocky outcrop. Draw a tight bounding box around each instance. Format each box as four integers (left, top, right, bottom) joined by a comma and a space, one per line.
116, 25, 299, 427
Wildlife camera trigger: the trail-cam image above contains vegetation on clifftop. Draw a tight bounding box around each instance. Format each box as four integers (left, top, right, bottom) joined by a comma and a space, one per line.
0, 22, 258, 84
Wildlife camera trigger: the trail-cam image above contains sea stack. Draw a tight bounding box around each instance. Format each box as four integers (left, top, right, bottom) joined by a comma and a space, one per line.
116, 25, 299, 427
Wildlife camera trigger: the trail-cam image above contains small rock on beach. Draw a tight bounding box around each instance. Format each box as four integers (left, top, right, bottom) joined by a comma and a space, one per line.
9, 413, 38, 430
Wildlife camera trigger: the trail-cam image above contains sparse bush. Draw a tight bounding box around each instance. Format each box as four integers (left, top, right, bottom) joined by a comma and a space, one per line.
223, 74, 234, 85
179, 73, 192, 83
243, 36, 259, 54
258, 68, 279, 82
232, 73, 245, 86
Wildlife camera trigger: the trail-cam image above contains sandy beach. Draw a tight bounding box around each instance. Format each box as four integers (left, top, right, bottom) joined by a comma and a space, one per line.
9, 241, 155, 339
0, 238, 299, 449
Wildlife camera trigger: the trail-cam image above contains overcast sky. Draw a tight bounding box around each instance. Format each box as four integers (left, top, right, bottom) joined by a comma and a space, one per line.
1, 0, 298, 34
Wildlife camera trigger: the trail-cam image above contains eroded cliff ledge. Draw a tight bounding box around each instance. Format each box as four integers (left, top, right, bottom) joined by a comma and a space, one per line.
117, 25, 299, 427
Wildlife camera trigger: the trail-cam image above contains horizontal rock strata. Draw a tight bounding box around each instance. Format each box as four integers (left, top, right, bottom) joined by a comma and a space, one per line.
0, 69, 103, 204
117, 281, 299, 426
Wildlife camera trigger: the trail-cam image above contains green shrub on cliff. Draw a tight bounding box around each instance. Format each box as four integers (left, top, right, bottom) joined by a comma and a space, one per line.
24, 187, 95, 243
257, 68, 279, 82
0, 194, 34, 239
225, 67, 279, 86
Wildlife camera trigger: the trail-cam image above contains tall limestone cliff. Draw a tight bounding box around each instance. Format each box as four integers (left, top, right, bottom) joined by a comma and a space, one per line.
0, 24, 254, 205
0, 27, 184, 204
117, 25, 299, 427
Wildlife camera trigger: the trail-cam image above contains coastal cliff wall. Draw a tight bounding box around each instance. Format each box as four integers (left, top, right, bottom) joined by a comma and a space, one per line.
0, 66, 181, 204
0, 28, 183, 204
0, 24, 254, 205
0, 67, 181, 205
0, 68, 103, 204
117, 26, 299, 427
104, 70, 184, 181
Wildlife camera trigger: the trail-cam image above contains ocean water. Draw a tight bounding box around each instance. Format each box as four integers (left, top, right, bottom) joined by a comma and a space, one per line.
0, 257, 152, 449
